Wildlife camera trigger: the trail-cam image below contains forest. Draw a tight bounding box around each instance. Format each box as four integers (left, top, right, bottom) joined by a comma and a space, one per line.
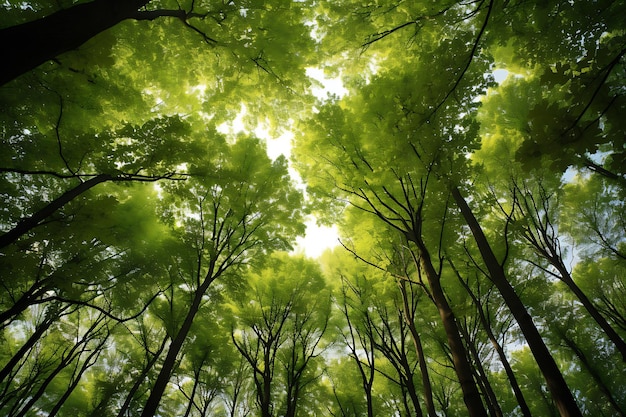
1, 1, 625, 416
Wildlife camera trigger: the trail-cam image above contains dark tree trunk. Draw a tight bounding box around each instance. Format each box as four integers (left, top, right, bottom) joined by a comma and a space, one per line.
400, 358, 424, 417
47, 335, 108, 417
260, 349, 272, 417
559, 331, 625, 417
553, 263, 626, 362
13, 316, 105, 417
0, 174, 112, 249
408, 232, 487, 417
0, 281, 52, 328
116, 335, 169, 417
182, 368, 202, 417
0, 305, 67, 385
398, 280, 437, 417
455, 276, 532, 417
0, 0, 151, 86
458, 320, 503, 417
140, 267, 216, 417
451, 186, 582, 417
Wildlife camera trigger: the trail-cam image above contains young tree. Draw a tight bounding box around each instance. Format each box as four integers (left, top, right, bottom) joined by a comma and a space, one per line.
507, 179, 626, 361
227, 253, 330, 417
140, 137, 305, 417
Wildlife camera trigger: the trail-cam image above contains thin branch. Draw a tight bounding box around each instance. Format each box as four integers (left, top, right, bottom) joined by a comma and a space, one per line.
423, 0, 493, 123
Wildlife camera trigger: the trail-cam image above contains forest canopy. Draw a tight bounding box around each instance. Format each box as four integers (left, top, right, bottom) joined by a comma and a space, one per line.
1, 1, 625, 416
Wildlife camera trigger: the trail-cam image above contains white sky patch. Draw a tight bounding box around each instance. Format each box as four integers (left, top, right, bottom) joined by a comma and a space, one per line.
306, 67, 348, 99
261, 130, 339, 258
258, 126, 294, 160
492, 69, 509, 83
294, 219, 339, 258
216, 104, 247, 137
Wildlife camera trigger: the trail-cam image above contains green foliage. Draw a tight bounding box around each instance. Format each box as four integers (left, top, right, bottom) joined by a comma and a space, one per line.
2, 0, 626, 416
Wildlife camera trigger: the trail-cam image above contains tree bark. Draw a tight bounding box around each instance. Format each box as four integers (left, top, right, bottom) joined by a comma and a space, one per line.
451, 185, 582, 417
13, 316, 105, 417
116, 335, 169, 417
140, 266, 216, 417
553, 262, 626, 362
0, 0, 151, 86
458, 320, 503, 417
559, 331, 625, 417
398, 279, 437, 417
260, 349, 272, 417
407, 232, 487, 417
47, 335, 108, 417
456, 276, 532, 417
0, 305, 67, 385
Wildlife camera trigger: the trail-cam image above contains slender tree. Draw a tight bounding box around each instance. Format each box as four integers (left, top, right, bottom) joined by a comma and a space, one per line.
140, 138, 305, 417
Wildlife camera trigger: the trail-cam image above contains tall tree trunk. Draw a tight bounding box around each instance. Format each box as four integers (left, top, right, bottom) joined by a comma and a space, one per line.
407, 232, 487, 417
13, 316, 105, 417
398, 280, 437, 417
140, 266, 216, 417
47, 335, 108, 417
116, 335, 168, 417
0, 0, 151, 86
0, 306, 61, 384
181, 368, 202, 417
458, 320, 503, 417
455, 275, 532, 417
451, 185, 582, 417
0, 174, 112, 249
260, 349, 272, 417
0, 281, 55, 326
553, 263, 626, 362
400, 358, 424, 417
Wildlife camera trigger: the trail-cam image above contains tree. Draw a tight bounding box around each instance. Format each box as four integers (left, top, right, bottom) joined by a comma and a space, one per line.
0, 114, 196, 250
450, 262, 532, 417
294, 64, 492, 415
450, 185, 582, 416
227, 253, 331, 417
504, 178, 626, 361
140, 136, 305, 417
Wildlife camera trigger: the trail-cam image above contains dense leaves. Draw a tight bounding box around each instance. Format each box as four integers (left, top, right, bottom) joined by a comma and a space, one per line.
1, 0, 626, 416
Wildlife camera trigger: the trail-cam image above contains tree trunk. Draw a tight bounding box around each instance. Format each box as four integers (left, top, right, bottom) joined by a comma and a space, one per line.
456, 276, 532, 417
181, 368, 202, 417
13, 316, 105, 417
0, 306, 65, 384
140, 267, 216, 417
559, 331, 625, 417
47, 335, 108, 417
401, 359, 424, 417
458, 320, 503, 417
554, 263, 626, 362
408, 232, 487, 417
451, 185, 582, 417
260, 349, 272, 417
0, 174, 112, 249
0, 0, 151, 86
116, 335, 168, 417
398, 280, 437, 417
0, 281, 56, 326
